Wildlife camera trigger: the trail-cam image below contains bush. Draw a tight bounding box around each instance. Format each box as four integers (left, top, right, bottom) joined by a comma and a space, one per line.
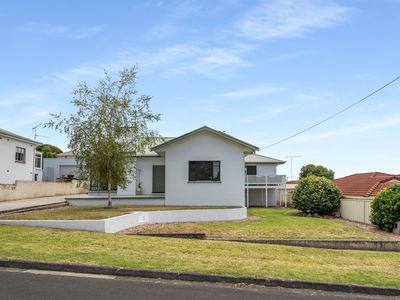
292, 175, 341, 216
370, 184, 400, 232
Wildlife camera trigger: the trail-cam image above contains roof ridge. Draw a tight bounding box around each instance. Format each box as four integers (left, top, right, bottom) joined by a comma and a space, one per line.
365, 181, 380, 197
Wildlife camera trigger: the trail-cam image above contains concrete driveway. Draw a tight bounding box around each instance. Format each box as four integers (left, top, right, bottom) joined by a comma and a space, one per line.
0, 194, 86, 213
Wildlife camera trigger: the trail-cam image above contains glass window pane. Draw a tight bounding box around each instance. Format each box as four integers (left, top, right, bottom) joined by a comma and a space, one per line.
189, 161, 220, 182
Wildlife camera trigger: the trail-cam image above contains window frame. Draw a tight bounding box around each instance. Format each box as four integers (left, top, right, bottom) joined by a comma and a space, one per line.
35, 153, 42, 169
246, 165, 257, 175
188, 160, 221, 183
15, 147, 26, 163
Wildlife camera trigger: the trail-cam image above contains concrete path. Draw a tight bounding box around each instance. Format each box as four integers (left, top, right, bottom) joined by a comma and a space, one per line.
0, 194, 86, 213
0, 268, 392, 300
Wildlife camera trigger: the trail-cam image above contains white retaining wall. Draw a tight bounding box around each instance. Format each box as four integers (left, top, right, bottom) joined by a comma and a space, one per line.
340, 197, 373, 224
0, 207, 247, 233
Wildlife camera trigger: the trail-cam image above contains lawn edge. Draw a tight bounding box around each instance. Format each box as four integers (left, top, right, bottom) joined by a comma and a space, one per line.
0, 259, 399, 296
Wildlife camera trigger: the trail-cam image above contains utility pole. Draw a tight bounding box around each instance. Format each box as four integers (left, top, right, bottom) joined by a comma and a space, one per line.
284, 155, 302, 181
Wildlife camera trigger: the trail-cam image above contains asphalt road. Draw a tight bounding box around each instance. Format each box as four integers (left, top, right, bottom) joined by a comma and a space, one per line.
0, 267, 395, 300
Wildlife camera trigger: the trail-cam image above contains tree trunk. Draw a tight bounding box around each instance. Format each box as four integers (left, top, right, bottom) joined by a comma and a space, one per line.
107, 181, 112, 208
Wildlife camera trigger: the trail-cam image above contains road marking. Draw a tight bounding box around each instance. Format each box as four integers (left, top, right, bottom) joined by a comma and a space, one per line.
16, 268, 117, 280
23, 269, 117, 279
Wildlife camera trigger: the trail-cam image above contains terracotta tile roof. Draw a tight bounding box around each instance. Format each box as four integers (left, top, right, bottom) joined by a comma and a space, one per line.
335, 172, 400, 197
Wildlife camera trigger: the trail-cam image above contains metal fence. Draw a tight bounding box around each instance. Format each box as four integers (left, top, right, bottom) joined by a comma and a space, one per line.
340, 198, 373, 224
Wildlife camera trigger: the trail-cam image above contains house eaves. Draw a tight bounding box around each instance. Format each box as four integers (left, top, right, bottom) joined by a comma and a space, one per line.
245, 154, 285, 165
0, 128, 41, 145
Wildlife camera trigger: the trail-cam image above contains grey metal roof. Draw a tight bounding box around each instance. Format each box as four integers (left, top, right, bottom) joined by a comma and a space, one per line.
0, 128, 41, 145
245, 154, 285, 164
152, 126, 259, 153
58, 151, 74, 158
138, 137, 175, 156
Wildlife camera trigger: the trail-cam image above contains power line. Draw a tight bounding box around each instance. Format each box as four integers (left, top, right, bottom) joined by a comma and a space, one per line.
260, 75, 400, 149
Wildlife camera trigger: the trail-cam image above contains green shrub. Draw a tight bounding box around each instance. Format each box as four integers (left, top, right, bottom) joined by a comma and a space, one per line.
292, 175, 341, 216
370, 184, 400, 232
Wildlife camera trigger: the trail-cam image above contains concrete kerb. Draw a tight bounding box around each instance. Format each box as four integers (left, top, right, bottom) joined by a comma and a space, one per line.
128, 234, 400, 252
209, 238, 400, 252
0, 259, 399, 296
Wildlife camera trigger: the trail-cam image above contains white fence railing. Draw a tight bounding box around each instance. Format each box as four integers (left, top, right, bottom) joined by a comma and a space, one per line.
340, 198, 372, 224
245, 175, 286, 186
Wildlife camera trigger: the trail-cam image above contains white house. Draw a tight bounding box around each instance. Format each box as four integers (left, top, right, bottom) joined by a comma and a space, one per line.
0, 128, 42, 184
52, 126, 286, 207
118, 126, 286, 207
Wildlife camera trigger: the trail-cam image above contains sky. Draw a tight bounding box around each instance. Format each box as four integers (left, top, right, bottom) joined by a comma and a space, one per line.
0, 0, 399, 179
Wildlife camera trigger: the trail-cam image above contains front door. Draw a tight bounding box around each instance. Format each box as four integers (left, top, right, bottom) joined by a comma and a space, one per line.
152, 165, 165, 193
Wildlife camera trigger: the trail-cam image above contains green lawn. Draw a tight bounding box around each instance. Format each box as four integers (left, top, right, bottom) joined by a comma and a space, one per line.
0, 206, 237, 220
133, 208, 387, 240
0, 225, 399, 288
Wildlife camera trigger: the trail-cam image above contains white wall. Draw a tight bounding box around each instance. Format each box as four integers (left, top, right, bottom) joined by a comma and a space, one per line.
117, 157, 165, 196
42, 158, 78, 181
0, 136, 37, 184
0, 180, 87, 201
256, 164, 277, 176
162, 131, 247, 206
135, 157, 165, 195
0, 207, 247, 233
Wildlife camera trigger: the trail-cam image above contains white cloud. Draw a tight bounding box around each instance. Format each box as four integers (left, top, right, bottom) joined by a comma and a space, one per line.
72, 25, 104, 39
115, 43, 253, 78
235, 0, 352, 40
218, 85, 285, 98
21, 23, 104, 39
271, 92, 331, 113
291, 113, 400, 143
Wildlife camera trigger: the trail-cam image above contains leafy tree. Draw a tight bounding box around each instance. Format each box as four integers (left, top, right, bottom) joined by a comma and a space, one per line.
299, 164, 334, 180
46, 67, 160, 207
36, 144, 63, 158
370, 184, 400, 232
292, 175, 341, 216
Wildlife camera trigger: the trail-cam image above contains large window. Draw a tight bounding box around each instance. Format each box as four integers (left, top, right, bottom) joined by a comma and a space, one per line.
15, 147, 26, 163
188, 161, 220, 182
35, 153, 42, 168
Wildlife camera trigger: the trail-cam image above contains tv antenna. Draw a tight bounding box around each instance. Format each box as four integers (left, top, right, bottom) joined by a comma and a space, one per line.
284, 155, 302, 180
32, 123, 49, 140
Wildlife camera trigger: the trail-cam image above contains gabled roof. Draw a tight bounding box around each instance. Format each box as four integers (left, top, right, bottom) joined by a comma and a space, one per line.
152, 126, 259, 153
245, 154, 285, 165
335, 172, 400, 197
58, 137, 175, 158
0, 128, 40, 145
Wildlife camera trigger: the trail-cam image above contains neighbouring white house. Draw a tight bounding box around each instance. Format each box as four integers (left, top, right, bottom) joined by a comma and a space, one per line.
43, 151, 79, 182
0, 128, 42, 184
245, 154, 286, 207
